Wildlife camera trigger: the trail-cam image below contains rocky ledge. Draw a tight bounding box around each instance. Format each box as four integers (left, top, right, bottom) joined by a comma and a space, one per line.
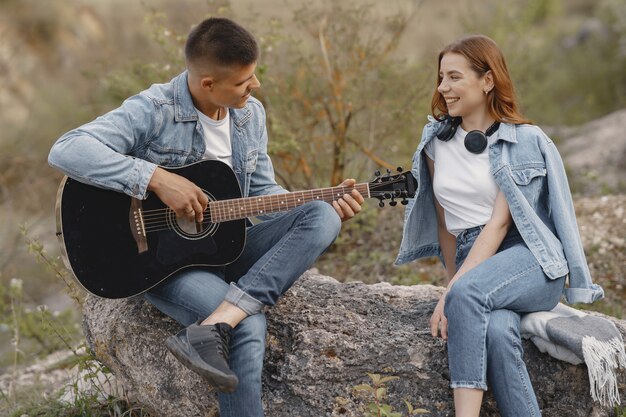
83, 271, 626, 417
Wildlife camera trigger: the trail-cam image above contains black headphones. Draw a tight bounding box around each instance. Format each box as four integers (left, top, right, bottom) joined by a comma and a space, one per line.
436, 115, 500, 154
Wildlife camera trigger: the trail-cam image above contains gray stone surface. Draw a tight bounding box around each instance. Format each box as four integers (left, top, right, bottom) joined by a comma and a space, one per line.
83, 271, 626, 417
548, 109, 626, 196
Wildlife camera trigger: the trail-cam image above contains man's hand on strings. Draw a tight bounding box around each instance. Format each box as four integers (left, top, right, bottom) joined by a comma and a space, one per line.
148, 167, 208, 223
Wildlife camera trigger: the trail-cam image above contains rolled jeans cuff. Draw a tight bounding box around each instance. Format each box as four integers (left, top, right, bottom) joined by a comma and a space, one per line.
224, 282, 266, 315
450, 381, 488, 391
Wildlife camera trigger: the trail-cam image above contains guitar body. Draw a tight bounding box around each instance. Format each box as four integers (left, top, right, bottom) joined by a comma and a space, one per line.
56, 160, 246, 299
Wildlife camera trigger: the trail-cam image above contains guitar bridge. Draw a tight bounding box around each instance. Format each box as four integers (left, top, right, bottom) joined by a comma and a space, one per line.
130, 198, 148, 253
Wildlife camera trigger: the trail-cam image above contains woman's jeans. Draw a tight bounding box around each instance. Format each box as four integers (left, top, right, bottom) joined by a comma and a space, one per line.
144, 201, 341, 417
445, 226, 565, 417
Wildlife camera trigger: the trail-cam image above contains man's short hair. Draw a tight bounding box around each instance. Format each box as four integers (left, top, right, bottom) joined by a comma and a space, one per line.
185, 17, 259, 70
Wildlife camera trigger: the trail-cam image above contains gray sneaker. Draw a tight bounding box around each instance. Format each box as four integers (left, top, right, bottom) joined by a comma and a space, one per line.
165, 321, 238, 392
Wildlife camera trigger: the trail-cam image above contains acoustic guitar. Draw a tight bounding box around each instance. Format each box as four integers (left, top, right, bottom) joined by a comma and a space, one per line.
55, 159, 416, 299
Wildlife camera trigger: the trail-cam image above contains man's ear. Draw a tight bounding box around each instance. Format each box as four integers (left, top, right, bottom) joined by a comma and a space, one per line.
200, 77, 215, 90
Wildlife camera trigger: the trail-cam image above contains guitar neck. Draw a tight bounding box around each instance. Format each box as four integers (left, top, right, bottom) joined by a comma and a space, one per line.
209, 183, 371, 223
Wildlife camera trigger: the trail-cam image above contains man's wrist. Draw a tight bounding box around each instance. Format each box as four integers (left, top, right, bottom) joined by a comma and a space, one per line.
147, 167, 165, 192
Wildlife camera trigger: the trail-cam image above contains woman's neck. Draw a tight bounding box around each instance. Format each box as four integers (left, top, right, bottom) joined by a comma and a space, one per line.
461, 112, 495, 132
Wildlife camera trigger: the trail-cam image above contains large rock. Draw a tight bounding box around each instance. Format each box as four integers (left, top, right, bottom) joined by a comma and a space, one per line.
550, 109, 626, 196
83, 271, 626, 417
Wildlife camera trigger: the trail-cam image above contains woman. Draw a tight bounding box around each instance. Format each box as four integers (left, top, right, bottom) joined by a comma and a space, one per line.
395, 35, 604, 416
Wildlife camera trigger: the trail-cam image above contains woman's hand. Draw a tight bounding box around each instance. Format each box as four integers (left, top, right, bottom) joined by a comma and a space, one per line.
430, 291, 449, 340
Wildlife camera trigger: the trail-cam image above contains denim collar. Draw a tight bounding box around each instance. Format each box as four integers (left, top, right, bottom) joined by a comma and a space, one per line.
173, 71, 252, 128
493, 122, 518, 144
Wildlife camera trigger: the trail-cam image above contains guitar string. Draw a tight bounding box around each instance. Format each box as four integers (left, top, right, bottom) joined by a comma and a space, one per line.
141, 180, 409, 233
140, 179, 410, 233
143, 195, 403, 232
140, 182, 401, 226
140, 178, 405, 217
140, 182, 375, 216
140, 188, 363, 223
140, 185, 371, 221
140, 183, 375, 220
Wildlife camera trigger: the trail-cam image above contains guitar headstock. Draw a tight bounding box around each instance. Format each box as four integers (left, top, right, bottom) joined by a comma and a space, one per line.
368, 167, 417, 208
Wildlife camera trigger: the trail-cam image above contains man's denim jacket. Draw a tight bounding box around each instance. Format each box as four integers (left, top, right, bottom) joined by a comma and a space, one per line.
48, 71, 285, 203
395, 116, 604, 305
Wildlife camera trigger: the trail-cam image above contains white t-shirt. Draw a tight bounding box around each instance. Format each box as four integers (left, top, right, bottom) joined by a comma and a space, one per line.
195, 107, 232, 167
424, 126, 499, 236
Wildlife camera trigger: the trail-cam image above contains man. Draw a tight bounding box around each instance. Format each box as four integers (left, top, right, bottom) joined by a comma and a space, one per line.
49, 17, 364, 417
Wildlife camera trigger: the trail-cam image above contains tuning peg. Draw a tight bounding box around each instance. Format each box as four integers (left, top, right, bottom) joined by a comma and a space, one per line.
397, 166, 403, 172
386, 169, 391, 176
378, 200, 385, 208
390, 200, 397, 207
401, 197, 409, 205
384, 192, 392, 200
374, 170, 381, 177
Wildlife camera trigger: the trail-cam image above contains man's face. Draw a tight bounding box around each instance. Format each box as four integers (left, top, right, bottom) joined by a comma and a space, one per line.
209, 62, 261, 109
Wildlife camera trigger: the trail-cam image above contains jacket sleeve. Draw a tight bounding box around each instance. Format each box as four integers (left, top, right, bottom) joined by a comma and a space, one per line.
395, 121, 442, 265
543, 139, 603, 303
48, 94, 158, 199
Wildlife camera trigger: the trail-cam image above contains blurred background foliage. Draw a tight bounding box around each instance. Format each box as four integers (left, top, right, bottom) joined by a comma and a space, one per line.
0, 0, 625, 375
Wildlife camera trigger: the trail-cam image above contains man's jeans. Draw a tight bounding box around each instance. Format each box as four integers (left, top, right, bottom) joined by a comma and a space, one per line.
145, 200, 341, 417
445, 226, 566, 417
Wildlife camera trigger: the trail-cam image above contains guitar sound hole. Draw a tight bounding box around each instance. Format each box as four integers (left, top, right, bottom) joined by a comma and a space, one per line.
167, 190, 218, 240
176, 215, 204, 235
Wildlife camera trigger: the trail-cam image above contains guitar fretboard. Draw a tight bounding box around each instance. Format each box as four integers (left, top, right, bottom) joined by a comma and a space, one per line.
209, 183, 370, 222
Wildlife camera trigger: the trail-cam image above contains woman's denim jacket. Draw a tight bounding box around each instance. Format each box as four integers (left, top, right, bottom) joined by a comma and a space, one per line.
48, 71, 285, 203
396, 116, 604, 305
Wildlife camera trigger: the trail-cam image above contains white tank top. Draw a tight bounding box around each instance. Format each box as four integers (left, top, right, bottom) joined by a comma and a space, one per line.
195, 107, 232, 167
424, 126, 499, 236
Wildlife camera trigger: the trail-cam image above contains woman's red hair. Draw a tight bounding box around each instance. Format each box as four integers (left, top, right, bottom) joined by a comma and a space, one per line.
431, 35, 531, 125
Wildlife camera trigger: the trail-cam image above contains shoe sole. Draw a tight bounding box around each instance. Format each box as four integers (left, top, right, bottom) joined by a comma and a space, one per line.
165, 336, 238, 393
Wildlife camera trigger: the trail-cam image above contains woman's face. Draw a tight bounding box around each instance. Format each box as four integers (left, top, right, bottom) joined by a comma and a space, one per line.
437, 52, 490, 119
